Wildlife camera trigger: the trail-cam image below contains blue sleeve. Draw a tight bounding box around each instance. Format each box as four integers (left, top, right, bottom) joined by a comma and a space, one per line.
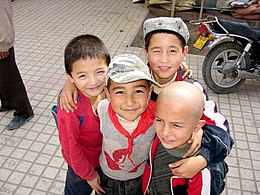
198, 124, 234, 164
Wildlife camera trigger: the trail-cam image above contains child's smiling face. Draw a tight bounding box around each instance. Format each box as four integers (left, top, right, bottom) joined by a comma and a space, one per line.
68, 57, 107, 99
144, 33, 188, 85
106, 79, 152, 122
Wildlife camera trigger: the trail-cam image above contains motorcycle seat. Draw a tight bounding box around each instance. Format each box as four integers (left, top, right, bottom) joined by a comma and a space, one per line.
218, 19, 260, 41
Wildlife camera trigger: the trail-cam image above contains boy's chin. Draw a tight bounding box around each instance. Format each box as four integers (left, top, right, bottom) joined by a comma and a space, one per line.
159, 138, 175, 149
162, 144, 176, 150
87, 88, 104, 96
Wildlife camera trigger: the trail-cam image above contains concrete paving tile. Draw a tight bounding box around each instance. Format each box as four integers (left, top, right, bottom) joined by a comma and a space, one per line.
42, 167, 59, 179
228, 166, 240, 178
7, 171, 25, 185
14, 186, 32, 195
226, 177, 241, 189
22, 151, 39, 162
0, 183, 16, 195
15, 161, 32, 173
28, 163, 45, 176
30, 190, 47, 195
21, 174, 38, 188
241, 179, 257, 192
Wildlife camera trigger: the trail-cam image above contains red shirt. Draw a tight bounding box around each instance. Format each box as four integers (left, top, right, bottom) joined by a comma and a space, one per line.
57, 91, 102, 181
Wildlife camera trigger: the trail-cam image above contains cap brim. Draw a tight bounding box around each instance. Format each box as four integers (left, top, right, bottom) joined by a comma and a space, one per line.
108, 74, 159, 86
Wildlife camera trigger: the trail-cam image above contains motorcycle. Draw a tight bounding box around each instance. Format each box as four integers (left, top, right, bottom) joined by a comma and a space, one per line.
190, 16, 260, 93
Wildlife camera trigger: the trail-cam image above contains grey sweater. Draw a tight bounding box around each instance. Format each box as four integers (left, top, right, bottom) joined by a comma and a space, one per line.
0, 0, 15, 51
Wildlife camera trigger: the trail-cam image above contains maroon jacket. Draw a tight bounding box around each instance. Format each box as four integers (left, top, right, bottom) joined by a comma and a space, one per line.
57, 90, 102, 181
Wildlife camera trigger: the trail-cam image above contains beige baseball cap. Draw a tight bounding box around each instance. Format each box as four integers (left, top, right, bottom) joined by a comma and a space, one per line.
143, 17, 190, 44
106, 54, 158, 86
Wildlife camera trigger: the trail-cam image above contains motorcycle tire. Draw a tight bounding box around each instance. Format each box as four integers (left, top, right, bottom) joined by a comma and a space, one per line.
202, 42, 250, 94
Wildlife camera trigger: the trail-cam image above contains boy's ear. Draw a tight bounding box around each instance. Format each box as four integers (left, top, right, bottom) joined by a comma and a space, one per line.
104, 87, 111, 102
194, 120, 206, 133
148, 84, 153, 100
183, 46, 189, 58
66, 73, 75, 84
143, 46, 148, 61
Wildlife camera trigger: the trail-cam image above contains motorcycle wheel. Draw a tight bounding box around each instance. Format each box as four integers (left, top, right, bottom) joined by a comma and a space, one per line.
202, 42, 250, 94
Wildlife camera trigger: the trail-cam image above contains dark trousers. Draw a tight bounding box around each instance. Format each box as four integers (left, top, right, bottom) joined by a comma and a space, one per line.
65, 166, 94, 195
99, 170, 142, 195
0, 47, 33, 117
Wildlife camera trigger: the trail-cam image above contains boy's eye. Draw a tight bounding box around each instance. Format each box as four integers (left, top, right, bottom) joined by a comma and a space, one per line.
155, 117, 162, 122
78, 74, 86, 79
97, 70, 106, 74
135, 89, 144, 94
115, 91, 124, 95
151, 49, 160, 53
172, 123, 182, 128
170, 49, 176, 53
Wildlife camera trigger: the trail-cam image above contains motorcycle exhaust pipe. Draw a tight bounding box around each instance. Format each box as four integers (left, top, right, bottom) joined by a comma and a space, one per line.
237, 70, 260, 79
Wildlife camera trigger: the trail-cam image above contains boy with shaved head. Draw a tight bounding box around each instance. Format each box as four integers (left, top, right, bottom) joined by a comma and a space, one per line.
142, 81, 227, 195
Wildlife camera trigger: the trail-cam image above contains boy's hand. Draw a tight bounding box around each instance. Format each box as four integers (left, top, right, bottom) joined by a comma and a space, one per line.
180, 61, 192, 79
0, 51, 9, 59
59, 79, 78, 112
169, 155, 207, 178
183, 128, 203, 158
87, 175, 105, 195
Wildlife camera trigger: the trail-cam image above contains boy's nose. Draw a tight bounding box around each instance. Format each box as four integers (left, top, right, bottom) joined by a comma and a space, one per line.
125, 94, 134, 106
160, 52, 169, 63
88, 75, 97, 85
162, 124, 171, 136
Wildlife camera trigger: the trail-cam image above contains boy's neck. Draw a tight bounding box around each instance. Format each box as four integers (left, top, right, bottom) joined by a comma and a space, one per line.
116, 114, 141, 124
165, 143, 191, 158
116, 114, 141, 134
152, 72, 177, 95
84, 90, 105, 110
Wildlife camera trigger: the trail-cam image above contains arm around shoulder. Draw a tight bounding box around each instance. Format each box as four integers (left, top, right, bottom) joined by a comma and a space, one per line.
199, 124, 234, 164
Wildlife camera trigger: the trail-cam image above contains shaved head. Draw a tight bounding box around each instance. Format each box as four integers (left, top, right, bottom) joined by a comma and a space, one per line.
157, 81, 204, 123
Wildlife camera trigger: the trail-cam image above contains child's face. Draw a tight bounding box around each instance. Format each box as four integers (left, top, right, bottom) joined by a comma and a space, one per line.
68, 58, 107, 99
144, 33, 188, 85
155, 98, 200, 149
105, 79, 152, 121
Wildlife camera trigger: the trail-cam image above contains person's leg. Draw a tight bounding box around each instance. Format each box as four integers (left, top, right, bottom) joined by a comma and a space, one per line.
208, 161, 228, 195
0, 47, 33, 117
124, 176, 142, 195
65, 166, 93, 195
0, 47, 33, 129
99, 170, 116, 194
0, 90, 12, 111
99, 169, 142, 195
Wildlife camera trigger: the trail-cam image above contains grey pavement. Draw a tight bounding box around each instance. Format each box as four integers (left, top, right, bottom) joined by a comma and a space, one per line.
0, 0, 259, 194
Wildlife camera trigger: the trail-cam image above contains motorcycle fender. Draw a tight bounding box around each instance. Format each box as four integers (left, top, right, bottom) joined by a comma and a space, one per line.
207, 36, 233, 48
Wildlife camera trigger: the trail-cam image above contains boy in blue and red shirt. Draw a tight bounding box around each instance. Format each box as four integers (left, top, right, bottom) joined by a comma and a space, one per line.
142, 81, 228, 194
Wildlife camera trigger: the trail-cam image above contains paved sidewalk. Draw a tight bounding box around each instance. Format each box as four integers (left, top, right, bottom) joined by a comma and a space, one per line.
0, 0, 259, 194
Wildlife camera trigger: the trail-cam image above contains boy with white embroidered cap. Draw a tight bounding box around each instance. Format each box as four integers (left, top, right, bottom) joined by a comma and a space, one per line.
97, 54, 158, 194
143, 17, 190, 98
142, 17, 233, 194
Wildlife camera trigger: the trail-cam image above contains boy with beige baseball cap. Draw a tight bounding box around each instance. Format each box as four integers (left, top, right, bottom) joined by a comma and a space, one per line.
97, 54, 157, 194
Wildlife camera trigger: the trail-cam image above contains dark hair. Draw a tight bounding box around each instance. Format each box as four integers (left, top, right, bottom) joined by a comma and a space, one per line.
64, 34, 110, 75
144, 30, 186, 52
